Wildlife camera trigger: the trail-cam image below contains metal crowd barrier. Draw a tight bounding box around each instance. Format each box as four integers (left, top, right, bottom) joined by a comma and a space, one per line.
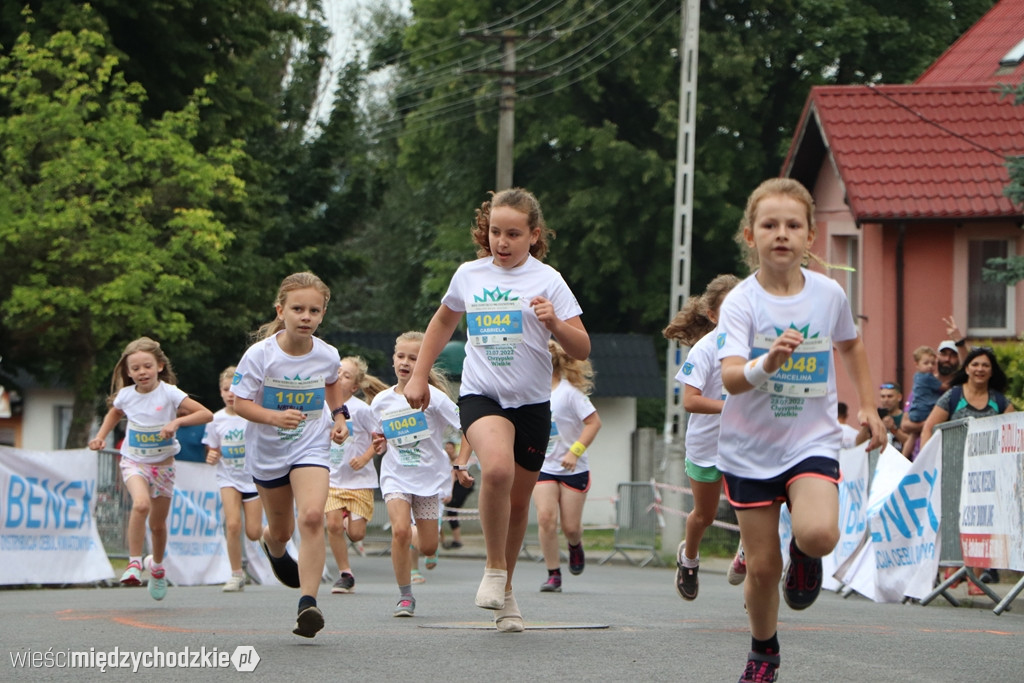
599, 481, 664, 567
95, 450, 131, 558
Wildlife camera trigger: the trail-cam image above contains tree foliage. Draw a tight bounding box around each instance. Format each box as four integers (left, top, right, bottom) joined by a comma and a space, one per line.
0, 22, 245, 446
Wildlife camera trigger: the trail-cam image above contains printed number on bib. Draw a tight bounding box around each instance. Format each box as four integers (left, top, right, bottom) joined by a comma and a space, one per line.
221, 441, 245, 468
262, 376, 326, 419
126, 422, 175, 458
467, 299, 524, 346
381, 407, 432, 446
750, 334, 831, 397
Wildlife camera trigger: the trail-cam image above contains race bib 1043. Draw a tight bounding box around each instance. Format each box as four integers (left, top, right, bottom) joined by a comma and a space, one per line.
126, 422, 176, 458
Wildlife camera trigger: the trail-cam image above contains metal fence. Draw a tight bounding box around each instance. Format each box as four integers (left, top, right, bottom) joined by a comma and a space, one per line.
599, 482, 663, 567
936, 418, 970, 566
95, 450, 132, 558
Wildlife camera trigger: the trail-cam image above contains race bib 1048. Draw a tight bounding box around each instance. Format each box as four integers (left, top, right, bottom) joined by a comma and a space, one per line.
750, 334, 831, 397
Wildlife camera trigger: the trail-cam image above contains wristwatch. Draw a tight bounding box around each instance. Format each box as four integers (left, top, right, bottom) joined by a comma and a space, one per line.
452, 465, 469, 471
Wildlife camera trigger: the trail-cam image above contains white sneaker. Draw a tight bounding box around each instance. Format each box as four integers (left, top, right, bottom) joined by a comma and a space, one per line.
222, 574, 245, 592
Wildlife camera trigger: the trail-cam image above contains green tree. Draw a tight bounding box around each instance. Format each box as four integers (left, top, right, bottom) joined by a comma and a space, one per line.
982, 81, 1024, 286
0, 24, 245, 447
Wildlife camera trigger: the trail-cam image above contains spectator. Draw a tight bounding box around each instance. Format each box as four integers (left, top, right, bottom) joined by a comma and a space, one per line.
837, 402, 860, 449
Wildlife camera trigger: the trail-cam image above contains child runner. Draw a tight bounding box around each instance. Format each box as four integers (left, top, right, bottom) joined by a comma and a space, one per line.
533, 339, 602, 593
230, 272, 349, 638
404, 187, 590, 633
370, 332, 464, 618
325, 356, 387, 594
716, 179, 884, 682
203, 365, 263, 592
88, 337, 213, 601
662, 273, 745, 599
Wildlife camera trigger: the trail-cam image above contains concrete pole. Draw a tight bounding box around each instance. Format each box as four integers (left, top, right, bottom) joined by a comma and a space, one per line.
496, 32, 516, 191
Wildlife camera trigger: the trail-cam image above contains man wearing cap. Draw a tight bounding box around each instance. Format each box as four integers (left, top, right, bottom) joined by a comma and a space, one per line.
900, 321, 967, 446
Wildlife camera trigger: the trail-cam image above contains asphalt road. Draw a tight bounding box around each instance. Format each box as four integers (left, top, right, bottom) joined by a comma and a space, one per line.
2, 552, 1020, 681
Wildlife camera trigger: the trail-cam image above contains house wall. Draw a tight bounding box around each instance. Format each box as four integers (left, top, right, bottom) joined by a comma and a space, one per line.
19, 389, 75, 451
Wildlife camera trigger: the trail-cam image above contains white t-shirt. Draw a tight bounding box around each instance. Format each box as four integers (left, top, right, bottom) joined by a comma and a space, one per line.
372, 385, 460, 498
839, 423, 860, 449
328, 396, 379, 490
114, 381, 188, 464
231, 332, 340, 481
542, 379, 597, 475
716, 269, 857, 479
202, 409, 257, 494
676, 329, 724, 469
442, 256, 583, 408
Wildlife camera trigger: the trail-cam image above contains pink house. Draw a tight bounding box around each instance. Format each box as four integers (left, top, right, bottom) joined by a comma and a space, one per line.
782, 0, 1024, 413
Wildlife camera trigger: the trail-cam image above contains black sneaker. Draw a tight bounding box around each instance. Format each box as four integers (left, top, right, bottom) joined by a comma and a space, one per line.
260, 537, 301, 589
568, 543, 585, 575
675, 540, 699, 600
783, 541, 822, 610
293, 605, 324, 638
738, 651, 779, 682
332, 573, 355, 594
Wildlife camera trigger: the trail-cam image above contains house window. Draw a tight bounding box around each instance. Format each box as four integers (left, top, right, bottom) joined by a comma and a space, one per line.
832, 235, 860, 323
54, 405, 73, 450
968, 239, 1014, 335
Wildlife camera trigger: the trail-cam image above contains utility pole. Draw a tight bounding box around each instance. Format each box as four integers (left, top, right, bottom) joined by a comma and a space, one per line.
663, 0, 700, 552
463, 29, 554, 191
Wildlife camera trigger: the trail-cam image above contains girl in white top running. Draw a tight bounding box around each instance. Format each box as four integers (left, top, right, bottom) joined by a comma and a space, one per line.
716, 179, 884, 683
203, 365, 262, 593
533, 339, 601, 593
370, 332, 465, 618
663, 273, 741, 600
325, 356, 388, 595
88, 337, 213, 602
404, 188, 590, 633
230, 272, 349, 639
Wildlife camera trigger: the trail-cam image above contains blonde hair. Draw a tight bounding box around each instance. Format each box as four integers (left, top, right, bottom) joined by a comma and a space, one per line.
341, 355, 389, 403
108, 337, 176, 402
736, 178, 825, 271
395, 331, 453, 399
913, 345, 937, 362
218, 365, 236, 387
255, 272, 331, 341
473, 188, 554, 260
549, 339, 595, 395
663, 273, 741, 346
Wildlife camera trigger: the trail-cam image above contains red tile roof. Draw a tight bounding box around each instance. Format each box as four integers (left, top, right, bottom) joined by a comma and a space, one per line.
786, 84, 1024, 220
917, 0, 1024, 85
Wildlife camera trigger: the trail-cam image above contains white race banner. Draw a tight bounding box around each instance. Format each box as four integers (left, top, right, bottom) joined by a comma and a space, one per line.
159, 461, 230, 586
960, 412, 1024, 572
0, 447, 114, 584
822, 444, 871, 590
854, 436, 942, 602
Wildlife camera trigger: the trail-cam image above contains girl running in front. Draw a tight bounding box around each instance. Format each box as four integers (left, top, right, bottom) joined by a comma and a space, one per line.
325, 356, 388, 595
716, 179, 884, 682
229, 272, 349, 638
88, 337, 213, 601
533, 339, 601, 593
371, 332, 466, 618
662, 273, 744, 600
203, 365, 263, 592
403, 187, 590, 633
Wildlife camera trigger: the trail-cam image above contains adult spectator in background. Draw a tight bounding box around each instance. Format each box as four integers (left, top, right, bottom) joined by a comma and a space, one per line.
837, 402, 860, 449
900, 315, 965, 445
859, 382, 911, 455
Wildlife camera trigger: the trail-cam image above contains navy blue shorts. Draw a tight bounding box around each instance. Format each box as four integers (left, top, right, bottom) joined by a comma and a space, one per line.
459, 394, 550, 472
252, 463, 329, 489
722, 456, 840, 509
537, 470, 591, 492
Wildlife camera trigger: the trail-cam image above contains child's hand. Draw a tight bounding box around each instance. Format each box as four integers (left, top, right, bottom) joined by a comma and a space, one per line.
331, 419, 349, 444
560, 453, 578, 472
529, 296, 557, 330
372, 432, 387, 455
87, 437, 105, 451
274, 408, 306, 430
206, 450, 221, 465
858, 407, 887, 451
404, 377, 430, 411
766, 329, 804, 372
159, 422, 179, 440
455, 469, 475, 487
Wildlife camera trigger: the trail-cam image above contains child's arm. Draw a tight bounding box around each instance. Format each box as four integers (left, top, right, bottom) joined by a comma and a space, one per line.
836, 337, 886, 451
406, 303, 462, 411
530, 298, 590, 360
560, 411, 601, 472
349, 444, 377, 471
205, 447, 221, 465
325, 381, 350, 444
453, 434, 475, 487
682, 385, 724, 415
232, 395, 305, 430
160, 397, 213, 440
721, 328, 804, 395
88, 406, 125, 450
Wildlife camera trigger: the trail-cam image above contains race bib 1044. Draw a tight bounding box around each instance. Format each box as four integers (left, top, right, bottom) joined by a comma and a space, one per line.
750, 334, 831, 397
381, 407, 432, 446
467, 299, 524, 346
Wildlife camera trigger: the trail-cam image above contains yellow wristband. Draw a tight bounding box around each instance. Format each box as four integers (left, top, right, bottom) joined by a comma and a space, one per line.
569, 441, 587, 457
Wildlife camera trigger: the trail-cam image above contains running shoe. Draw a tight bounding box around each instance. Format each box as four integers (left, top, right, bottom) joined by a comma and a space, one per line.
568, 542, 585, 575
293, 605, 325, 637
783, 540, 822, 610
120, 560, 143, 586
728, 546, 747, 586
393, 597, 416, 617
738, 651, 780, 682
332, 573, 355, 594
259, 537, 301, 588
144, 555, 167, 601
540, 574, 562, 593
675, 541, 699, 600
222, 574, 245, 592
